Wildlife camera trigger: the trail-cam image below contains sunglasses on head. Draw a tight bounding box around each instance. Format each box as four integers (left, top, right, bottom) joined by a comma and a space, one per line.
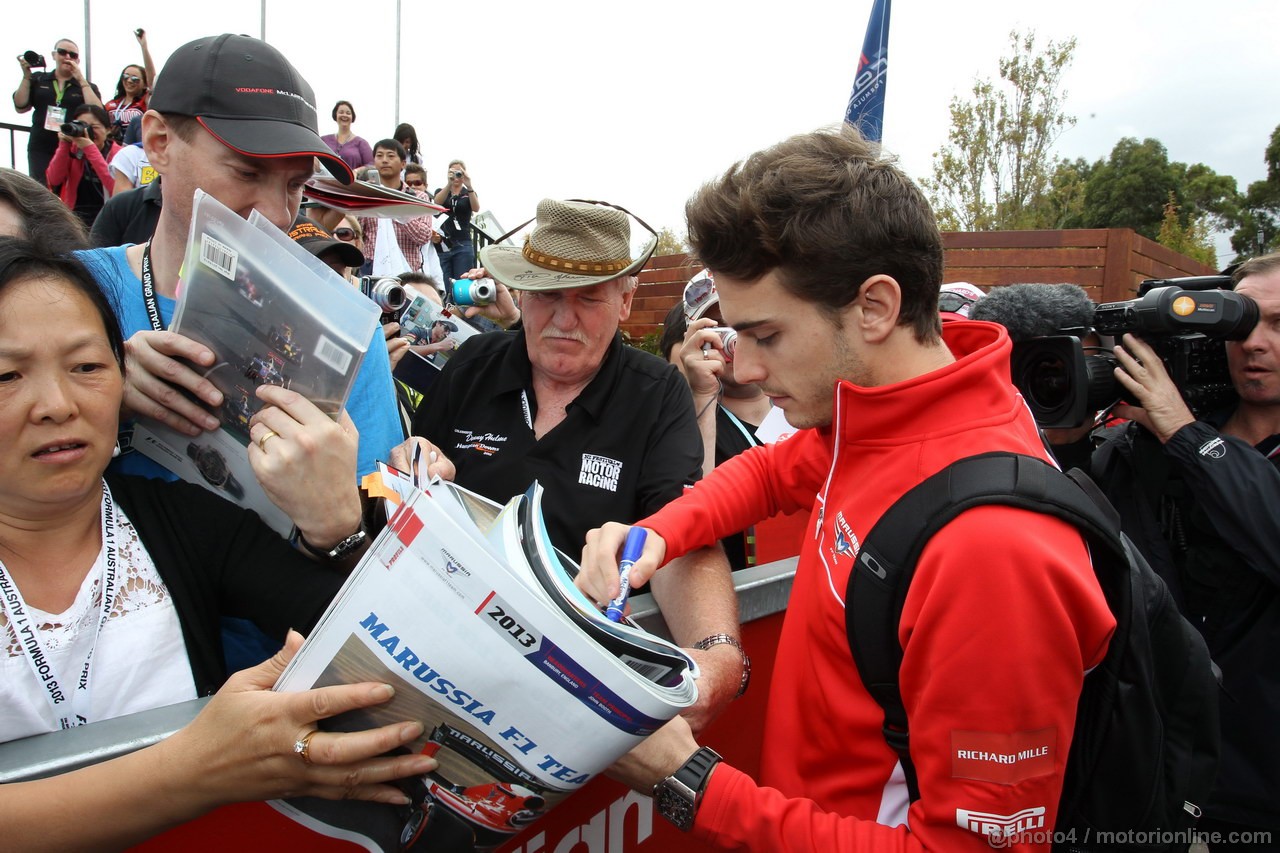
56, 48, 79, 59
334, 228, 357, 241
123, 74, 142, 83
938, 291, 979, 315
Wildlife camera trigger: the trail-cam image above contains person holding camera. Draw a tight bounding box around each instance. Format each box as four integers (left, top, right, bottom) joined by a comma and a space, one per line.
432, 160, 480, 288
12, 38, 102, 187
45, 103, 120, 229
103, 29, 156, 141
1087, 256, 1280, 846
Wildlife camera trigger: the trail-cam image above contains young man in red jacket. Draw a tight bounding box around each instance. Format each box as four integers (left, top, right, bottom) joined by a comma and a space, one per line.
576, 125, 1115, 851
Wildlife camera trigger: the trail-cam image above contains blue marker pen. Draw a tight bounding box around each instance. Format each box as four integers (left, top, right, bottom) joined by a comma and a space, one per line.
605, 527, 647, 622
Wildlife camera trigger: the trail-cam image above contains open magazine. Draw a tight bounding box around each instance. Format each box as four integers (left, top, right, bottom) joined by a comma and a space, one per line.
130, 190, 381, 534
271, 473, 697, 852
393, 294, 483, 396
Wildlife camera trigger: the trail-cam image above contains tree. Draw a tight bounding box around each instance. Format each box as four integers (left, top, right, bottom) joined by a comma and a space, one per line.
1229, 124, 1280, 260
923, 30, 1077, 231
1156, 192, 1216, 268
1064, 137, 1239, 243
653, 226, 687, 256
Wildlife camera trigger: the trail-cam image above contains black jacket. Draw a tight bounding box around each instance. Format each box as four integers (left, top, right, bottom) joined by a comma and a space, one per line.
1091, 416, 1280, 829
106, 474, 344, 697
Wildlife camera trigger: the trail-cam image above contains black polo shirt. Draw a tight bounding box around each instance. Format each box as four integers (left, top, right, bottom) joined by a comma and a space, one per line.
26, 71, 100, 154
412, 329, 702, 555
91, 178, 163, 247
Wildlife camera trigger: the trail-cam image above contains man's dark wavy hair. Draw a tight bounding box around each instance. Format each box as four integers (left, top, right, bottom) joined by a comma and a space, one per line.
685, 124, 944, 341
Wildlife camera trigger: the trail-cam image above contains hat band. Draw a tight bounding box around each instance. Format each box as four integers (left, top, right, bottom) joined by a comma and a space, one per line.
522, 241, 632, 276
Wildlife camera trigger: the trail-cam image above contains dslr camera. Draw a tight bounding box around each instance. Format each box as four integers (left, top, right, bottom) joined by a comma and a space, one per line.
359, 275, 408, 324
20, 50, 45, 69
60, 119, 91, 138
1012, 276, 1258, 428
451, 277, 496, 307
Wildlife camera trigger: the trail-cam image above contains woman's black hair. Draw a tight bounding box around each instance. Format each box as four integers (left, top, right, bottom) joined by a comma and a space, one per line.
659, 301, 688, 362
332, 100, 357, 122
69, 104, 113, 151
0, 168, 90, 251
393, 122, 420, 161
111, 64, 148, 102
0, 238, 126, 372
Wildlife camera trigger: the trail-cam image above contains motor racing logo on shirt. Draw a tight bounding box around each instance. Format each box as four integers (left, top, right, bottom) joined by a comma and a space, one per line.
452, 427, 508, 457
578, 453, 622, 493
831, 511, 859, 563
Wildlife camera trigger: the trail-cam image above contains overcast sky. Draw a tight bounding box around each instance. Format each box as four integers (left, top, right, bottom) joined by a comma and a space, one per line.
5, 0, 1277, 262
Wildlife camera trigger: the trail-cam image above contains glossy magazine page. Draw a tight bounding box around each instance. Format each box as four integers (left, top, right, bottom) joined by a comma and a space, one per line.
271, 479, 696, 852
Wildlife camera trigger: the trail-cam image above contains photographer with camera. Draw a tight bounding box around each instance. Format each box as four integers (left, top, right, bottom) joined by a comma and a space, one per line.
45, 103, 120, 228
1086, 257, 1280, 846
433, 159, 480, 288
12, 38, 102, 187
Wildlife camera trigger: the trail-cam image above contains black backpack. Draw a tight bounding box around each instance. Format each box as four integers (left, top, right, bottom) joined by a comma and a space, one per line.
846, 452, 1219, 852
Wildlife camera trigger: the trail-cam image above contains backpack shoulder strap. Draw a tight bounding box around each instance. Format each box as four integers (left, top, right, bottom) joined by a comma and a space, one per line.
845, 451, 1121, 802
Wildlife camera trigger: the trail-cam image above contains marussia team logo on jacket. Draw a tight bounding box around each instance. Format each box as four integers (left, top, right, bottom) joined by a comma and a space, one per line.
831, 511, 859, 562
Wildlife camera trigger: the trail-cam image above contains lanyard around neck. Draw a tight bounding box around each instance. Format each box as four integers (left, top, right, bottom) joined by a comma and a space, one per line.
0, 482, 119, 729
140, 243, 165, 332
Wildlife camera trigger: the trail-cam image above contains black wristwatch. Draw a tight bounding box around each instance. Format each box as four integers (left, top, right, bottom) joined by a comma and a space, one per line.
298, 528, 368, 562
186, 442, 244, 499
653, 747, 722, 832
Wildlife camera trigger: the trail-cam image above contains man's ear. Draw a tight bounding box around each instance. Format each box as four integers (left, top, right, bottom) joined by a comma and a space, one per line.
855, 275, 902, 343
141, 110, 173, 175
617, 283, 635, 322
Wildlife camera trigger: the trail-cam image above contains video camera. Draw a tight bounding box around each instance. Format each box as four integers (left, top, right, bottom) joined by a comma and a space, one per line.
359, 275, 408, 324
1010, 276, 1258, 428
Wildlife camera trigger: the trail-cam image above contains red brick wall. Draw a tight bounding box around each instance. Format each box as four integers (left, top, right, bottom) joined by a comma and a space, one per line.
623, 229, 1217, 341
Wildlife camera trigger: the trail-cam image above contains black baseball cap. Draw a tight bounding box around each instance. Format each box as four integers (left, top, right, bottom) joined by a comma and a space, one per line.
289, 215, 364, 268
149, 34, 353, 183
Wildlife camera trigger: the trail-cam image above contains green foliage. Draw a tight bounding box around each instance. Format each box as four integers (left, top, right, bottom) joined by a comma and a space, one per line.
1156, 192, 1216, 268
623, 327, 664, 357
1065, 137, 1239, 243
1229, 124, 1280, 260
653, 227, 688, 256
924, 30, 1077, 231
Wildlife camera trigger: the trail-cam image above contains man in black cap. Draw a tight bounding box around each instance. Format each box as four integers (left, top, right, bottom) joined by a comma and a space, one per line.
80, 34, 402, 489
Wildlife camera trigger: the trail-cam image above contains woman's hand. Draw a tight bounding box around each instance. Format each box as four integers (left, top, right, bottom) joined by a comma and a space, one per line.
247, 384, 362, 549
161, 631, 437, 807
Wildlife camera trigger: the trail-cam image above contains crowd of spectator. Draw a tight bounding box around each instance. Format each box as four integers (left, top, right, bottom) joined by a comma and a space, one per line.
3, 27, 1279, 853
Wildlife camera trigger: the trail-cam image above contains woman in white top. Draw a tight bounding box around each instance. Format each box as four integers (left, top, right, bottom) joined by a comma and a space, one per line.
0, 239, 437, 848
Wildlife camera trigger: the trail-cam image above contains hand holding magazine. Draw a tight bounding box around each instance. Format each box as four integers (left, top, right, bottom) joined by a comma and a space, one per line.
130, 190, 380, 534
271, 473, 698, 851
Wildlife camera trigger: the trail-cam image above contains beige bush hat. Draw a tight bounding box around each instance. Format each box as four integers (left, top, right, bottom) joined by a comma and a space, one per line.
479, 198, 657, 291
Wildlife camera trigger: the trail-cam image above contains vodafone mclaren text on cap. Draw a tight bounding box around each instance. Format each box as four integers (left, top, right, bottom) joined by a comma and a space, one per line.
148, 34, 353, 183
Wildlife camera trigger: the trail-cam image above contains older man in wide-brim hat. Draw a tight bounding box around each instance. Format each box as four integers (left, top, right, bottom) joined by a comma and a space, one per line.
392, 199, 746, 728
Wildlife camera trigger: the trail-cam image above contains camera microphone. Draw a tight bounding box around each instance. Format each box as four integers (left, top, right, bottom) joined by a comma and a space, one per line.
969, 283, 1096, 342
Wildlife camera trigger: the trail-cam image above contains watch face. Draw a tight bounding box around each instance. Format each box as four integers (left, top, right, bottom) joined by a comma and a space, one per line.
655, 783, 696, 832
194, 445, 230, 486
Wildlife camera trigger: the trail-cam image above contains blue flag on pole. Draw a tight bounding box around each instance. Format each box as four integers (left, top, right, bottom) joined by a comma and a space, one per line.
844, 0, 891, 142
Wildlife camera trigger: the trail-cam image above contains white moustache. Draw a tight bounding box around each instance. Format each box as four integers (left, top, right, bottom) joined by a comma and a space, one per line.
540, 328, 588, 345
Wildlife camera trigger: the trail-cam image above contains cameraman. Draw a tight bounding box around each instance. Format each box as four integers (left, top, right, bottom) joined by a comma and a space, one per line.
1090, 255, 1280, 847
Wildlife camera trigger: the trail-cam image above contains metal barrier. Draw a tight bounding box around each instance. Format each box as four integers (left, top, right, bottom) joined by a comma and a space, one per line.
1, 121, 31, 172
0, 556, 795, 789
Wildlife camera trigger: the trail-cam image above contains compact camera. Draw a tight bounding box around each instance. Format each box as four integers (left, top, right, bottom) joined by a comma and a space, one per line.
452, 277, 496, 307
21, 50, 45, 69
359, 275, 408, 324
706, 327, 737, 362
1012, 277, 1258, 428
60, 119, 91, 138
451, 170, 464, 179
